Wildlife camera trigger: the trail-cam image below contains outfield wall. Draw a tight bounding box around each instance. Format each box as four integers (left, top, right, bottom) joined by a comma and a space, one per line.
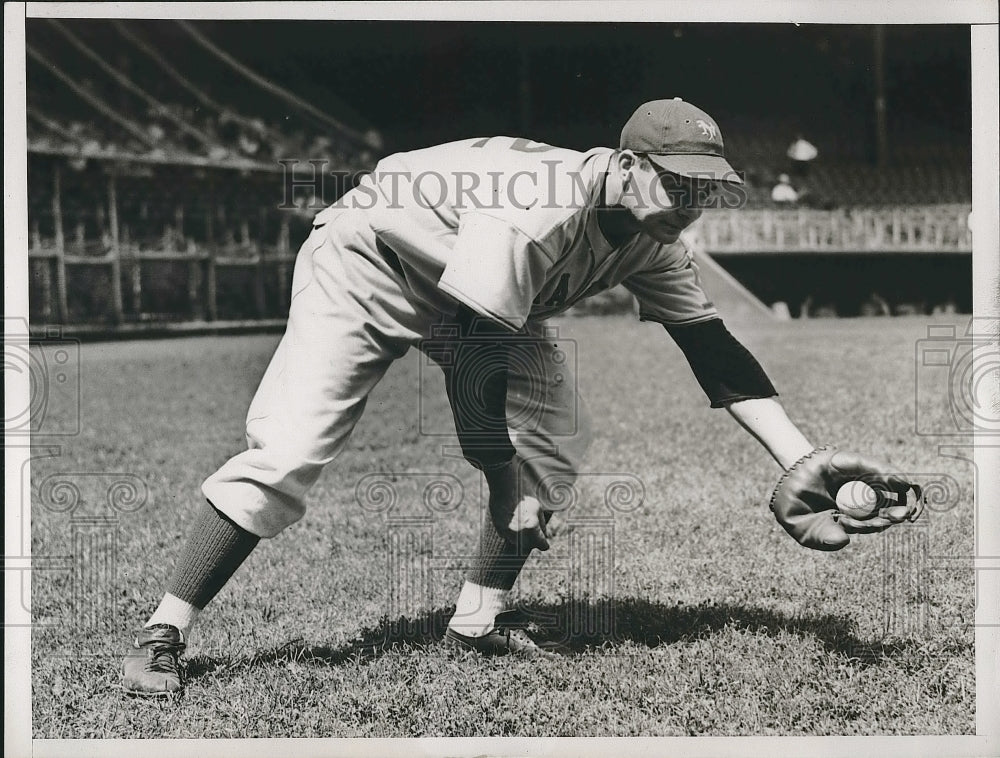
711, 251, 971, 318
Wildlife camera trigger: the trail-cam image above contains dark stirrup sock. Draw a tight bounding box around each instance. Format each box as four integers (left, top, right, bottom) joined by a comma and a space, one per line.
165, 501, 260, 610
467, 511, 551, 591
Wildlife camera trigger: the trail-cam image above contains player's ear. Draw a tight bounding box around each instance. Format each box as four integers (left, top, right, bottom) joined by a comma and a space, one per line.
615, 150, 642, 191
617, 149, 638, 172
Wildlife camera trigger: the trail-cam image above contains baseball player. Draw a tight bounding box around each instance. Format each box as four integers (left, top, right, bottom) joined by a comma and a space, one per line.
123, 99, 923, 695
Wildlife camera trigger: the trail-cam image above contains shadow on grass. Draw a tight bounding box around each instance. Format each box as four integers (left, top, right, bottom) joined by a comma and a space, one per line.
187, 597, 913, 680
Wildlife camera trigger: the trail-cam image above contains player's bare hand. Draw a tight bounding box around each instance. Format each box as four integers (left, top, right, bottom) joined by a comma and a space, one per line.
484, 460, 550, 552
505, 495, 550, 552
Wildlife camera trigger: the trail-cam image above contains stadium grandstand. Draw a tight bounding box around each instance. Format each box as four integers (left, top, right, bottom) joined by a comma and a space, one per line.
26, 19, 381, 326
24, 20, 972, 328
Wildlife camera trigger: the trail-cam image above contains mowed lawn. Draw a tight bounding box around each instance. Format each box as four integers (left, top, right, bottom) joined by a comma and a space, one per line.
30, 314, 975, 737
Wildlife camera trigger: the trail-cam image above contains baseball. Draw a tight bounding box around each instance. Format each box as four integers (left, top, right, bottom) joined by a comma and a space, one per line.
836, 481, 881, 519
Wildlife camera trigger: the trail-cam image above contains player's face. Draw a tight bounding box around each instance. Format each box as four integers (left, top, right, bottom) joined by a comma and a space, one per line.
622, 160, 706, 244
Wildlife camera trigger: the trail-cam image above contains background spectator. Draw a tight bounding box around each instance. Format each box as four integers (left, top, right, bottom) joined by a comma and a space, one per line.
787, 133, 818, 176
771, 173, 799, 204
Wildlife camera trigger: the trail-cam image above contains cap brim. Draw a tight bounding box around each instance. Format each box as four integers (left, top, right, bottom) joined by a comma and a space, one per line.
647, 153, 743, 184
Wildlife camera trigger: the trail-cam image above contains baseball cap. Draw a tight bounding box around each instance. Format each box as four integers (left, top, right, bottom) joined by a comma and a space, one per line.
620, 98, 743, 184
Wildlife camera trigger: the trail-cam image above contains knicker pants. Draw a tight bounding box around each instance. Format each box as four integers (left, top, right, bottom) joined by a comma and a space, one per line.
202, 208, 591, 538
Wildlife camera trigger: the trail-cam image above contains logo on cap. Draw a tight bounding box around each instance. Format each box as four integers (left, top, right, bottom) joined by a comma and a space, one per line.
619, 99, 743, 184
695, 119, 718, 140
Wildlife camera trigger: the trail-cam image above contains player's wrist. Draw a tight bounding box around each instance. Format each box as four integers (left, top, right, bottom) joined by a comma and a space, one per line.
781, 444, 831, 473
776, 441, 822, 471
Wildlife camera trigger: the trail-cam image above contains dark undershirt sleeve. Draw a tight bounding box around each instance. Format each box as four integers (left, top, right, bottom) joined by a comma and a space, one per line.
664, 318, 778, 408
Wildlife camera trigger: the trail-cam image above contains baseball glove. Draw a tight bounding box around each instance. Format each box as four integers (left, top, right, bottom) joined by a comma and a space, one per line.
769, 446, 924, 551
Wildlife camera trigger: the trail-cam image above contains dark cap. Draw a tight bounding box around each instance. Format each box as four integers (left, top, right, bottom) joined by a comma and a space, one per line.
620, 98, 742, 184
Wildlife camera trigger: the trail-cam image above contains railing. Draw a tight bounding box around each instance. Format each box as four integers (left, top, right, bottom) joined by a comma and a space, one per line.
698, 204, 972, 253
27, 161, 304, 324
28, 204, 974, 325
28, 234, 298, 324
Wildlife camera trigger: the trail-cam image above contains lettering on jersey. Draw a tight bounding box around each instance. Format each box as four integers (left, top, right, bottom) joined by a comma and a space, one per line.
534, 273, 571, 308
510, 138, 555, 153
471, 137, 556, 153
469, 139, 590, 210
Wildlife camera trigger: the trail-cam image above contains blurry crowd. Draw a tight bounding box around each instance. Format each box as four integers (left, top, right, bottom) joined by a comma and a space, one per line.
29, 100, 379, 176
726, 128, 970, 210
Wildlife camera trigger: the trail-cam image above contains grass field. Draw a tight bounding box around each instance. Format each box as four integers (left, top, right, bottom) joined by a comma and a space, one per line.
29, 314, 975, 737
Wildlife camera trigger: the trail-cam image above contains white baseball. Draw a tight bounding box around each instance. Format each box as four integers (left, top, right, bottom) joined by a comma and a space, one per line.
836, 481, 881, 519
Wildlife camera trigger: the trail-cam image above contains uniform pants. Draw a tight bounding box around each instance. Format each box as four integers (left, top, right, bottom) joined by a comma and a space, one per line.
202, 208, 591, 538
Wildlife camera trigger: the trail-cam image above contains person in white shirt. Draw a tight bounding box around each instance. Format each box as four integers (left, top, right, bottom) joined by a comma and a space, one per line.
771, 173, 799, 204
787, 134, 818, 176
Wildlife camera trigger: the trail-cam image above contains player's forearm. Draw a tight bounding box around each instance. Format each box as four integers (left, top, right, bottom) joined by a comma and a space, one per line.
725, 397, 814, 470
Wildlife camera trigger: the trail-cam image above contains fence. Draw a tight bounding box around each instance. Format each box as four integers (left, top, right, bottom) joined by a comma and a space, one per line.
29, 242, 295, 325
699, 204, 972, 253
27, 161, 301, 324
27, 196, 974, 325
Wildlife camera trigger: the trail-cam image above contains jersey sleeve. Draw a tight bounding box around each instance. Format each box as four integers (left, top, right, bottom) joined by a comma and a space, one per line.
437, 212, 557, 332
622, 239, 718, 326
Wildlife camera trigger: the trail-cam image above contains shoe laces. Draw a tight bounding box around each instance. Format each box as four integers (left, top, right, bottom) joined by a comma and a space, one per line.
140, 638, 186, 674
501, 627, 538, 650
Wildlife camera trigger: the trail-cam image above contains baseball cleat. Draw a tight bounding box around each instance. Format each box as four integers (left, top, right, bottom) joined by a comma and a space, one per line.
122, 623, 186, 696
444, 610, 567, 658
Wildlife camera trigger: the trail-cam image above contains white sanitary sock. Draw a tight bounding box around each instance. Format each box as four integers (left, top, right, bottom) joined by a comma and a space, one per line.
145, 592, 200, 640
448, 581, 507, 637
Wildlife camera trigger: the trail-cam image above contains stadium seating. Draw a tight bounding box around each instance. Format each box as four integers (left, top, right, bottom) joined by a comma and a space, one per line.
723, 115, 971, 209
26, 19, 378, 175
24, 20, 972, 325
